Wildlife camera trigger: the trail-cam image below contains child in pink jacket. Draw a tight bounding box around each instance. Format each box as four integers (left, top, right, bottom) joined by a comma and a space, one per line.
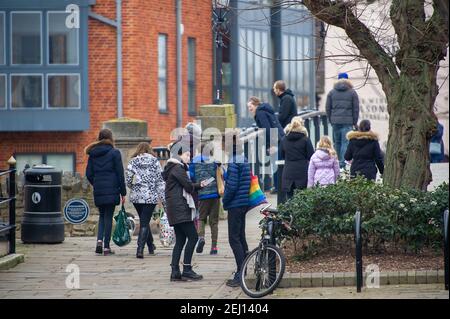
307, 136, 340, 188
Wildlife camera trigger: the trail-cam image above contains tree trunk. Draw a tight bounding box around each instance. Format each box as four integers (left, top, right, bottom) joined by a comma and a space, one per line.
384, 67, 439, 190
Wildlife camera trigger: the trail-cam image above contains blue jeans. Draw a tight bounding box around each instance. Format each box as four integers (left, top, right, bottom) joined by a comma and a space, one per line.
332, 124, 353, 168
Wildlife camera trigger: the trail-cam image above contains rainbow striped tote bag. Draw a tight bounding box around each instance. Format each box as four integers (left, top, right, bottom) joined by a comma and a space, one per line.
249, 172, 267, 209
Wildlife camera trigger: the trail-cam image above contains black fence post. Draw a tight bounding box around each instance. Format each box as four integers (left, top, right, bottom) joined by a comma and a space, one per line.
313, 116, 320, 147
8, 157, 16, 254
444, 209, 449, 291
322, 115, 329, 136
355, 210, 363, 293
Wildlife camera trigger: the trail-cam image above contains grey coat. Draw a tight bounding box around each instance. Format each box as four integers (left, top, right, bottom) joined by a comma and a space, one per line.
325, 79, 359, 126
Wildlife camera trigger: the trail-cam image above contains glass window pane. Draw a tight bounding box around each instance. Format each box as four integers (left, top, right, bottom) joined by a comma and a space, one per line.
289, 35, 296, 91
261, 31, 269, 88
158, 35, 167, 112
46, 154, 74, 173
0, 74, 5, 109
240, 89, 247, 119
188, 38, 196, 81
48, 74, 80, 108
297, 36, 303, 99
239, 30, 247, 87
48, 12, 78, 64
247, 30, 254, 87
11, 75, 42, 108
303, 37, 310, 94
12, 12, 41, 65
254, 31, 262, 89
282, 34, 289, 84
15, 155, 43, 174
158, 80, 167, 112
0, 13, 4, 64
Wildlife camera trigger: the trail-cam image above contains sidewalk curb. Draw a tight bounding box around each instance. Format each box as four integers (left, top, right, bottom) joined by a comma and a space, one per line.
0, 254, 25, 271
279, 270, 445, 288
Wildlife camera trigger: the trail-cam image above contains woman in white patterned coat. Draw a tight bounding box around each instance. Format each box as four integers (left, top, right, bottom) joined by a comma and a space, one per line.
126, 142, 165, 258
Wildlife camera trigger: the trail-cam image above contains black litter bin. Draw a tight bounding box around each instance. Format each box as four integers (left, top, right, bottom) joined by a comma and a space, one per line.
21, 165, 65, 243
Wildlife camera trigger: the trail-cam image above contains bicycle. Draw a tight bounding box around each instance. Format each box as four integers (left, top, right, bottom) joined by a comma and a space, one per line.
240, 203, 293, 298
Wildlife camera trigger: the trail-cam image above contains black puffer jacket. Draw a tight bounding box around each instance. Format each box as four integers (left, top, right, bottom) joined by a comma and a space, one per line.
344, 130, 384, 181
280, 130, 314, 191
85, 140, 126, 207
325, 79, 359, 126
254, 103, 285, 149
278, 89, 297, 128
162, 158, 201, 226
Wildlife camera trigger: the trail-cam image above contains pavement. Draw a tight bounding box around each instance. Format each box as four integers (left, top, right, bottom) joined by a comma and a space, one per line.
1, 191, 449, 299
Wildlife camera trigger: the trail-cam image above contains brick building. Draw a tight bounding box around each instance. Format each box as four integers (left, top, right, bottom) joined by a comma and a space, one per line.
0, 0, 213, 174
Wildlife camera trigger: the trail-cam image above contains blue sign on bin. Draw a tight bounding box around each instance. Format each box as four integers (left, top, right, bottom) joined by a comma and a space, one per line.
64, 199, 90, 224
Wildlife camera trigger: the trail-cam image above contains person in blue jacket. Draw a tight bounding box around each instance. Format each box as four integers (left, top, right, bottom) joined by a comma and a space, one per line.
85, 128, 126, 256
430, 122, 445, 163
222, 130, 251, 287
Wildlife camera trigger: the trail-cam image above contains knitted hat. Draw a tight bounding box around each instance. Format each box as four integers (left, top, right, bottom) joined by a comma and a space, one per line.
338, 72, 349, 79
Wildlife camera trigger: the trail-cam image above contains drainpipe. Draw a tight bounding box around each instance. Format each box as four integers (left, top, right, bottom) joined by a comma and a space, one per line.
176, 0, 183, 128
88, 1, 123, 118
116, 0, 123, 118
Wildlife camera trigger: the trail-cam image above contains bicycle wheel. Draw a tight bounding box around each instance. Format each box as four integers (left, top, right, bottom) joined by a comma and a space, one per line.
240, 244, 286, 298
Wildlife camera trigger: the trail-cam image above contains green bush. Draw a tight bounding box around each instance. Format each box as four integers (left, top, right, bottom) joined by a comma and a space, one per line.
278, 177, 449, 255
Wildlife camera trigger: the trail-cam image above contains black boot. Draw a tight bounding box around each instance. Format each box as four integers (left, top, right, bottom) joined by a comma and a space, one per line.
136, 226, 149, 259
182, 264, 203, 281
170, 264, 187, 282
147, 232, 156, 255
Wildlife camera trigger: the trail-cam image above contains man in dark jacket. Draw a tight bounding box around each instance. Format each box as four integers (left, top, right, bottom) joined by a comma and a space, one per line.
325, 72, 360, 168
248, 96, 285, 193
273, 80, 298, 128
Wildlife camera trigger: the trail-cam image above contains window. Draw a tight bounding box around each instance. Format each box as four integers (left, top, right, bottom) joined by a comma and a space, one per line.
282, 33, 312, 109
238, 28, 271, 119
48, 12, 79, 65
48, 74, 80, 108
0, 12, 4, 65
0, 74, 5, 109
188, 37, 196, 115
0, 4, 88, 132
15, 153, 75, 174
11, 74, 43, 108
158, 34, 168, 113
11, 12, 42, 65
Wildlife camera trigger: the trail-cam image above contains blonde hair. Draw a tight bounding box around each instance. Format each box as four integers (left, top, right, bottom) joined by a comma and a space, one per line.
285, 116, 308, 136
316, 136, 337, 157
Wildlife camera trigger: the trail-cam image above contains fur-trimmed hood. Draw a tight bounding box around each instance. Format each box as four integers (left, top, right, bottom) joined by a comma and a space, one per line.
334, 79, 353, 91
346, 130, 378, 141
84, 139, 114, 155
285, 124, 308, 136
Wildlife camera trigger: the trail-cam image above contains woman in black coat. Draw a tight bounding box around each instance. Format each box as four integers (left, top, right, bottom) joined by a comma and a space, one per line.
162, 140, 207, 282
281, 117, 314, 199
344, 120, 384, 181
85, 128, 126, 256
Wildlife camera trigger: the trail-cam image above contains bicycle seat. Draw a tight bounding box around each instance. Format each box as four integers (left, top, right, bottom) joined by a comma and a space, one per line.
266, 208, 278, 214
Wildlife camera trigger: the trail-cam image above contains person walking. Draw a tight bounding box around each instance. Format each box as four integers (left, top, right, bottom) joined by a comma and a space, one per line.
307, 136, 340, 188
222, 130, 251, 287
280, 117, 314, 199
273, 80, 298, 128
85, 128, 126, 256
189, 145, 221, 255
430, 122, 445, 163
325, 72, 360, 168
344, 120, 384, 181
247, 96, 285, 193
162, 139, 208, 281
126, 142, 165, 258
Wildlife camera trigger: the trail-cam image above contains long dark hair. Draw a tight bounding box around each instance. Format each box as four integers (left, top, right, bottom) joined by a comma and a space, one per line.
98, 128, 114, 143
358, 120, 371, 132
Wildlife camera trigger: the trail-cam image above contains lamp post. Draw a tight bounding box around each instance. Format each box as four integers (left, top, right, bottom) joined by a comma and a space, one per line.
212, 0, 230, 104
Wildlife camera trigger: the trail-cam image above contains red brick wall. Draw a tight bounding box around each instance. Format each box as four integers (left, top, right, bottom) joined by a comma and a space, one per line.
0, 0, 212, 173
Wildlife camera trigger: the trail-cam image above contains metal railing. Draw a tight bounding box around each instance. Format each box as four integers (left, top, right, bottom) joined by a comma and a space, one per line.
0, 158, 17, 255
444, 209, 449, 291
355, 210, 363, 293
